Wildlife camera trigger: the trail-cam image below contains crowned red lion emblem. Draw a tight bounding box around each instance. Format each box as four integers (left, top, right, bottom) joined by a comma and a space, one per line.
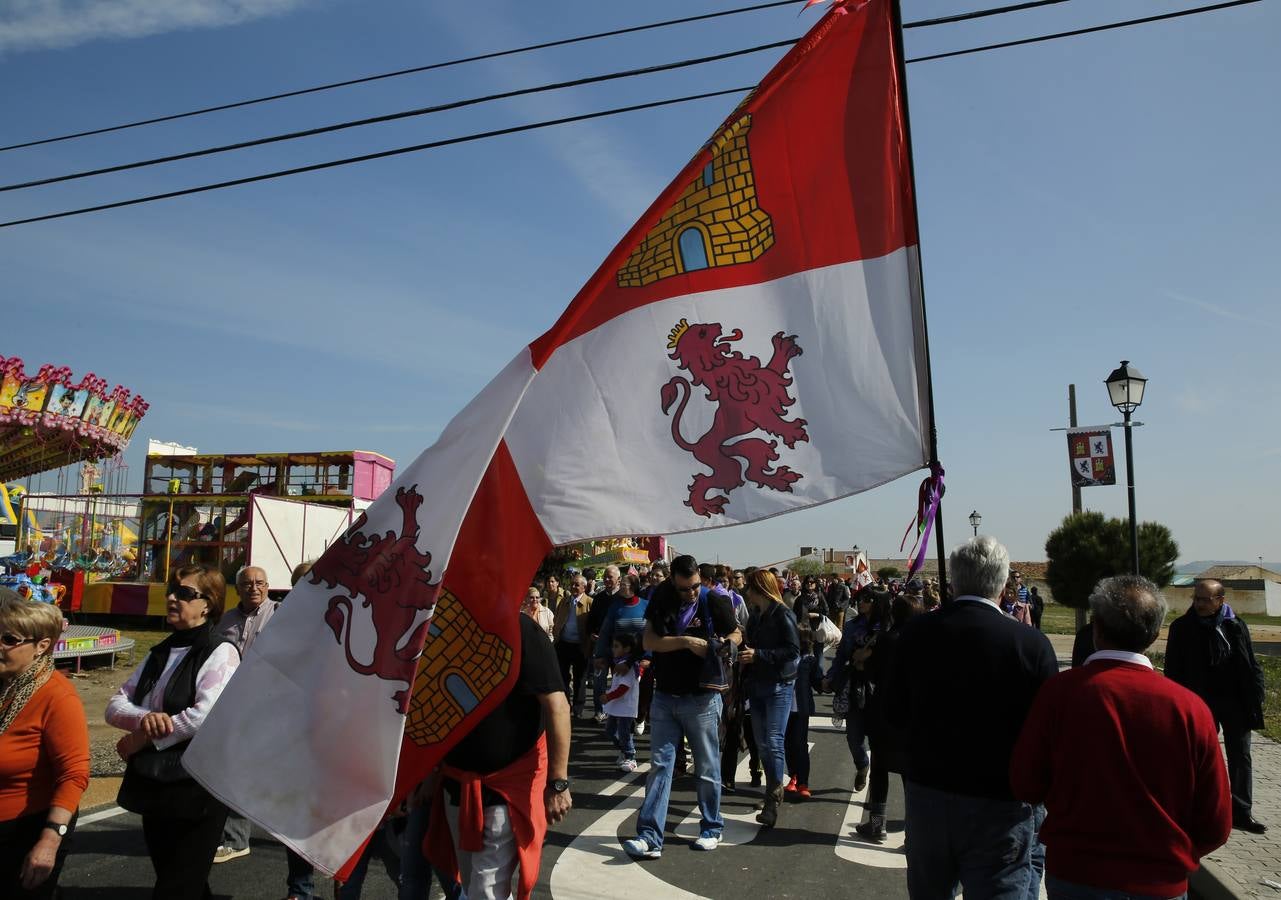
661, 320, 808, 517
308, 485, 439, 713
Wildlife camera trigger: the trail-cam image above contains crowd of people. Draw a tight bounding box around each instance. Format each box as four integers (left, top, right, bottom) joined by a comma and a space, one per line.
0, 535, 1267, 900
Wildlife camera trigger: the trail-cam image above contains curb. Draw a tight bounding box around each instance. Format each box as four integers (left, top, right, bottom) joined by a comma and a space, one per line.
1193, 855, 1249, 900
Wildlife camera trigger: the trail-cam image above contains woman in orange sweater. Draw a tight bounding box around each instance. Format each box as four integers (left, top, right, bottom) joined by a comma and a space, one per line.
0, 588, 89, 899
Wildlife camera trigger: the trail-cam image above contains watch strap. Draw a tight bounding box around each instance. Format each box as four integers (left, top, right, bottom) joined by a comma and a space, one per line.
44, 821, 68, 836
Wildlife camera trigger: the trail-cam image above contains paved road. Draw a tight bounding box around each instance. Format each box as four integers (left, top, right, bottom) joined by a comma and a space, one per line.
59, 691, 909, 899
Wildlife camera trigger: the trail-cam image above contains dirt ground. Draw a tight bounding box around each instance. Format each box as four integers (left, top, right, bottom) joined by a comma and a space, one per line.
61, 657, 132, 810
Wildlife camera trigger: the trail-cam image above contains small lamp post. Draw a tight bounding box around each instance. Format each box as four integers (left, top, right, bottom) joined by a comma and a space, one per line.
1105, 360, 1147, 576
969, 510, 981, 537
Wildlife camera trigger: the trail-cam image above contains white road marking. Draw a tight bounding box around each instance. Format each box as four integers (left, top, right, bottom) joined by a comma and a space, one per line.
673, 750, 755, 846
79, 805, 128, 825
672, 741, 815, 846
834, 777, 906, 869
550, 763, 707, 900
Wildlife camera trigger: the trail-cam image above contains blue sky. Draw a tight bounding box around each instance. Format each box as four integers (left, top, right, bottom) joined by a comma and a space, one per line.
3, 0, 1278, 566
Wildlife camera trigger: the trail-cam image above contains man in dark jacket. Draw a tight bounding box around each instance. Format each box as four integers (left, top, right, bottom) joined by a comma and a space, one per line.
887, 536, 1058, 899
1164, 579, 1267, 833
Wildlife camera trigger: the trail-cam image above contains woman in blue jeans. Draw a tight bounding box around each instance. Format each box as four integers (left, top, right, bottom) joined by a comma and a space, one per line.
739, 569, 800, 828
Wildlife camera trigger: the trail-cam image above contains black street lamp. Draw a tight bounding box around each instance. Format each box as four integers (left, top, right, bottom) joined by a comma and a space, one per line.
969, 510, 981, 537
1105, 360, 1148, 576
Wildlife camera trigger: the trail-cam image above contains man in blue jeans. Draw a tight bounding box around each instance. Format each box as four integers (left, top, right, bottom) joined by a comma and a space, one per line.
886, 536, 1057, 899
623, 555, 740, 859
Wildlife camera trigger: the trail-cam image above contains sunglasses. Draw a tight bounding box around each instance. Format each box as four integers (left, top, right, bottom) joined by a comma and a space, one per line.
1, 633, 37, 649
170, 585, 209, 603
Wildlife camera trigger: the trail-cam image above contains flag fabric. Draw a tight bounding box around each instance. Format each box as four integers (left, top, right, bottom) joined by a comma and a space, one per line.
183, 0, 930, 876
1068, 427, 1116, 487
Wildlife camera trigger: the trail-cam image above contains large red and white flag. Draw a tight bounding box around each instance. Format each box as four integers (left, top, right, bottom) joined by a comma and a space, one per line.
185, 0, 929, 875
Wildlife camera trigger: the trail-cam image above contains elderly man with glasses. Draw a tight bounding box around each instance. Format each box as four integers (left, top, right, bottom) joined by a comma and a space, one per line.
211, 566, 316, 900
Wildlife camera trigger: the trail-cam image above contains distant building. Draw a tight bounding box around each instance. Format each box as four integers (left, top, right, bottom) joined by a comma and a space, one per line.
1195, 565, 1281, 616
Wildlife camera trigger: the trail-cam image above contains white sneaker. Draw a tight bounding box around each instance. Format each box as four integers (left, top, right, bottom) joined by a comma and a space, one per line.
693, 833, 720, 851
212, 845, 250, 864
595, 712, 609, 724
619, 758, 638, 773
634, 720, 645, 736
622, 837, 661, 860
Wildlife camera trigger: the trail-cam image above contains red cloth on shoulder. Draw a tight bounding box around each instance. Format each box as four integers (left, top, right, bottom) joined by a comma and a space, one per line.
425, 733, 548, 900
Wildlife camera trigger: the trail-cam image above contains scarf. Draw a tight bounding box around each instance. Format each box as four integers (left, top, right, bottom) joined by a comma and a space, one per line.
1196, 606, 1233, 667
0, 652, 53, 735
675, 598, 701, 634
132, 622, 216, 713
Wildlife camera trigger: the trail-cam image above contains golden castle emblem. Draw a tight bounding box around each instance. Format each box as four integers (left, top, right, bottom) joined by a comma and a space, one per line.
617, 114, 774, 288
404, 588, 513, 747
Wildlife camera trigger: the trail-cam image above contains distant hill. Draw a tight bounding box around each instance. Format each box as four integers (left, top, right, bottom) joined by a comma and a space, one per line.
1179, 560, 1281, 575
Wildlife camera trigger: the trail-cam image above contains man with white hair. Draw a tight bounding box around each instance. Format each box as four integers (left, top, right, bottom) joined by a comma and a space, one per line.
887, 536, 1057, 900
212, 566, 276, 865
212, 566, 316, 900
1012, 576, 1230, 898
588, 565, 623, 723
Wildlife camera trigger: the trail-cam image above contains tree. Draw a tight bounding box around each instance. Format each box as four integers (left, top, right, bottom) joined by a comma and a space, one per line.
876, 565, 901, 581
1044, 512, 1180, 610
788, 557, 826, 579
1135, 521, 1179, 588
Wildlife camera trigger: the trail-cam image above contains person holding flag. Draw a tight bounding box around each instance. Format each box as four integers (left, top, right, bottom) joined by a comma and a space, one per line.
424, 612, 571, 899
182, 0, 935, 879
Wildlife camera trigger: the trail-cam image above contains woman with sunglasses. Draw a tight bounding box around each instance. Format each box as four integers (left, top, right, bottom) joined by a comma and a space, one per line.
0, 588, 88, 899
106, 564, 240, 899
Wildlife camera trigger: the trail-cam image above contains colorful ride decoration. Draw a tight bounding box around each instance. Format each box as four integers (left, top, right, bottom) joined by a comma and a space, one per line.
55, 625, 120, 656
0, 355, 149, 482
0, 573, 66, 605
1, 491, 140, 580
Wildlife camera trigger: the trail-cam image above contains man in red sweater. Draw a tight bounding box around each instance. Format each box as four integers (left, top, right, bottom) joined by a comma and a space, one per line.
1011, 575, 1231, 899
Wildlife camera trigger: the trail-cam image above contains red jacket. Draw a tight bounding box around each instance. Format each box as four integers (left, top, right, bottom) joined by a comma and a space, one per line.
1010, 656, 1231, 895
426, 734, 547, 900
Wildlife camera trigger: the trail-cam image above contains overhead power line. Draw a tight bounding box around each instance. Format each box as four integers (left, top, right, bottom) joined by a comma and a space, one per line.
0, 39, 796, 193
909, 0, 1262, 64
0, 1, 799, 154
1, 0, 1068, 155
0, 87, 753, 229
903, 0, 1070, 29
0, 0, 1262, 229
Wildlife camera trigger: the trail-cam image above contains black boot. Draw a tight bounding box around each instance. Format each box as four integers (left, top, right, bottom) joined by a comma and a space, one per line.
756, 783, 784, 828
855, 814, 886, 843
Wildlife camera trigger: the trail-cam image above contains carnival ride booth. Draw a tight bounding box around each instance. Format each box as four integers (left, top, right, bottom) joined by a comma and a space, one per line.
72, 449, 396, 616
541, 536, 668, 580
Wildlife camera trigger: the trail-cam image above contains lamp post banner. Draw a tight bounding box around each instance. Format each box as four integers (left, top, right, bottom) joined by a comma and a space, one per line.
1067, 427, 1116, 488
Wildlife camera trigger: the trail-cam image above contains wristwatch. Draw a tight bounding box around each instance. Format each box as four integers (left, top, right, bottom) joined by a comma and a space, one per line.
549, 778, 571, 794
44, 822, 68, 838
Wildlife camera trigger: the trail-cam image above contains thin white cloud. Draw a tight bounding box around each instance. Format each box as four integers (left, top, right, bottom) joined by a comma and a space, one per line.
1161, 288, 1279, 331
0, 0, 309, 53
427, 2, 664, 225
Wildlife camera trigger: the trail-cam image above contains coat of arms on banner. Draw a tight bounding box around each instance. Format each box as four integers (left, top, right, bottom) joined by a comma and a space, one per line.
1068, 429, 1116, 488
661, 318, 808, 517
310, 485, 439, 713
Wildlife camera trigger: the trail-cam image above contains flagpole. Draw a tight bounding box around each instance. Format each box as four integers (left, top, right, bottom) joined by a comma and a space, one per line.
889, 0, 949, 598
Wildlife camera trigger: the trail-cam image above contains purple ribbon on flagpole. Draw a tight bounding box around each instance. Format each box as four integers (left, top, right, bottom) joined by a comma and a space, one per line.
905, 462, 945, 579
